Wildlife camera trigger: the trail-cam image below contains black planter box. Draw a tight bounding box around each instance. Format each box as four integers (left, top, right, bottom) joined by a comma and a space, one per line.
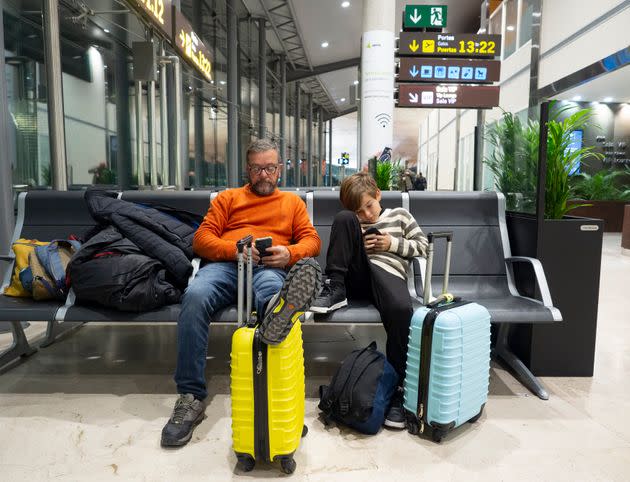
507, 213, 604, 376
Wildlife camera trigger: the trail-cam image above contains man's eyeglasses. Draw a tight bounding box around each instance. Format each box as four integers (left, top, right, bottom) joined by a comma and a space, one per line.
249, 164, 279, 175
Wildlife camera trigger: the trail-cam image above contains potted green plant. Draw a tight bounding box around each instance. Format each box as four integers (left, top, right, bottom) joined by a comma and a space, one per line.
544, 107, 604, 219
484, 111, 539, 212
567, 168, 630, 231
506, 103, 607, 377
373, 158, 401, 191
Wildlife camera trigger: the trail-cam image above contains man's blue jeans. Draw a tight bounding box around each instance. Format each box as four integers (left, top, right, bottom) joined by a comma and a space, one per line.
175, 261, 286, 399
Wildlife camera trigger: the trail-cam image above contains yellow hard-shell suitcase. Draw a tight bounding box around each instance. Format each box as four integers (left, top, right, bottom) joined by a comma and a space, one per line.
230, 236, 307, 474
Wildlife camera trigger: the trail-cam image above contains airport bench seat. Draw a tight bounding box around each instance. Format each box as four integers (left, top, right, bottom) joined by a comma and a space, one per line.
0, 189, 561, 399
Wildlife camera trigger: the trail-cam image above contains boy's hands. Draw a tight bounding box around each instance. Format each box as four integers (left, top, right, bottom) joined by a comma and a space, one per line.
261, 245, 290, 268
364, 233, 391, 253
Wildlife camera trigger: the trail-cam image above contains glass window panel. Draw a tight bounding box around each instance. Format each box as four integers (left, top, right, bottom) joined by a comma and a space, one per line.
504, 0, 518, 58
3, 1, 51, 189
519, 0, 533, 47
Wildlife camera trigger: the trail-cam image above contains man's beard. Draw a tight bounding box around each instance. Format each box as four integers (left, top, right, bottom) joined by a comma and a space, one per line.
250, 179, 276, 196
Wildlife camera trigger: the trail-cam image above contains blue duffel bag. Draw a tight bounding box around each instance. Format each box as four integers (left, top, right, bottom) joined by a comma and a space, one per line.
318, 341, 398, 435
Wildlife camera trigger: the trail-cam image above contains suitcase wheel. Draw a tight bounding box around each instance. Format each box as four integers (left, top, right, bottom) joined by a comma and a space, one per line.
431, 428, 445, 443
406, 419, 420, 436
468, 404, 485, 424
280, 456, 296, 474
301, 425, 308, 438
236, 454, 255, 472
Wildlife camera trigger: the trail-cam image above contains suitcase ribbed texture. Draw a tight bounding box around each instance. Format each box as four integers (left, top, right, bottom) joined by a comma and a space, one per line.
404, 303, 490, 429
230, 321, 305, 461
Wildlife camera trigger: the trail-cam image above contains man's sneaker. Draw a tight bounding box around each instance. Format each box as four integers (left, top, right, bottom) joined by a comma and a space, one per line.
310, 279, 348, 313
384, 387, 406, 429
259, 257, 322, 345
161, 394, 207, 447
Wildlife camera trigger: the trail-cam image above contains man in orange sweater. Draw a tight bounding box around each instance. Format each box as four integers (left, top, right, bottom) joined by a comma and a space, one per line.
161, 139, 321, 448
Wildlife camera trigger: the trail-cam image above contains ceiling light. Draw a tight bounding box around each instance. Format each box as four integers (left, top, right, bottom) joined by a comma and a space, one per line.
341, 1, 350, 7
340, 97, 346, 102
506, 25, 515, 31
572, 95, 582, 101
353, 80, 359, 85
220, 80, 226, 85
603, 97, 613, 102
321, 41, 329, 48
532, 11, 541, 17
103, 28, 110, 33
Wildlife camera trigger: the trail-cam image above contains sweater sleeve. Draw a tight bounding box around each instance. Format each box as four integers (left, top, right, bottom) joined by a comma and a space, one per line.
192, 192, 238, 261
388, 209, 428, 259
286, 197, 321, 266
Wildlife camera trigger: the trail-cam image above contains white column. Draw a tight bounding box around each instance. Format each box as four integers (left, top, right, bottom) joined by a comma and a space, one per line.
360, 0, 395, 166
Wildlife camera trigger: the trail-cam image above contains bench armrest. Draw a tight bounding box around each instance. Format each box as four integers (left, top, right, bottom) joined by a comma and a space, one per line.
188, 258, 201, 285
407, 256, 425, 301
505, 256, 554, 308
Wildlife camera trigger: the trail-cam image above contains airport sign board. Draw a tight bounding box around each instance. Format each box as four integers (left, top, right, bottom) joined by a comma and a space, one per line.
397, 84, 500, 109
398, 58, 501, 83
128, 0, 173, 39
173, 9, 213, 82
403, 5, 447, 29
398, 32, 502, 58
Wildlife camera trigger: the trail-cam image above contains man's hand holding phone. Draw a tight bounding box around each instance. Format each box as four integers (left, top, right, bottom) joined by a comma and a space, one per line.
363, 227, 391, 253
255, 237, 291, 268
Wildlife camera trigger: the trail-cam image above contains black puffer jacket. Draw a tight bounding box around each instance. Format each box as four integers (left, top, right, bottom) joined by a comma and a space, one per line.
85, 191, 200, 285
68, 226, 181, 312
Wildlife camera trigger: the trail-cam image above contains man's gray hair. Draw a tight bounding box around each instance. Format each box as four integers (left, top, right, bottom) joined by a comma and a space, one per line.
246, 138, 279, 163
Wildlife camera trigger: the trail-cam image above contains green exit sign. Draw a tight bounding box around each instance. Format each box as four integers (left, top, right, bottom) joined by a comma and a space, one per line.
403, 5, 447, 29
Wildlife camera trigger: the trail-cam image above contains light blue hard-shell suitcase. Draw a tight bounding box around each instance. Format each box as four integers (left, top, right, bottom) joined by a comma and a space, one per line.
403, 231, 491, 443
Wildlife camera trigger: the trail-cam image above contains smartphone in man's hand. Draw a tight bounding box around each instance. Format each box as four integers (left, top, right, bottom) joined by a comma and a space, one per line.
255, 236, 273, 257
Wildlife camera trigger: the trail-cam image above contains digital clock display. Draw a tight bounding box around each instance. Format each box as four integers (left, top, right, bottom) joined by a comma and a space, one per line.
173, 9, 213, 83
131, 0, 172, 39
398, 32, 502, 58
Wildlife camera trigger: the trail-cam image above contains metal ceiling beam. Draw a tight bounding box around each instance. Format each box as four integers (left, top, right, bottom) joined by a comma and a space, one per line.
287, 57, 360, 82
257, 0, 338, 113
323, 106, 357, 122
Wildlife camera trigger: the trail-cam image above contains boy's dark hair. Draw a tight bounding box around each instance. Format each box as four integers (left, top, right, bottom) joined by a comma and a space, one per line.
340, 172, 379, 212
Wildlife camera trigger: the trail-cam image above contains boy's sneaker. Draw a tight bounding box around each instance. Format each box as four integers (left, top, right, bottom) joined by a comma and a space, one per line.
161, 394, 207, 447
384, 386, 406, 429
310, 279, 348, 313
259, 257, 322, 345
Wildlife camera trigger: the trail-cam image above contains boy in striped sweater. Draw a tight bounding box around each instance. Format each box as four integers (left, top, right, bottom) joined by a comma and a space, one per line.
311, 172, 428, 428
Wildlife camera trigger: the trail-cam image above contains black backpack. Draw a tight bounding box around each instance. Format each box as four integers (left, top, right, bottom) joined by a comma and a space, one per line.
318, 342, 398, 435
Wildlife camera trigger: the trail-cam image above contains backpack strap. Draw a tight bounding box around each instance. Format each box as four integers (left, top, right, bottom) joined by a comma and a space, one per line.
337, 345, 381, 415
323, 341, 379, 416
340, 352, 383, 415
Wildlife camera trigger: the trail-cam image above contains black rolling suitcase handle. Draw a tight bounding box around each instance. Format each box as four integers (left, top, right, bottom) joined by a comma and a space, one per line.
424, 231, 453, 304
237, 235, 254, 327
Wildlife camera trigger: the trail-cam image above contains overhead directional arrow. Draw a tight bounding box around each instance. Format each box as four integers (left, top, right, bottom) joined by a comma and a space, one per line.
409, 39, 419, 52
409, 65, 419, 78
409, 92, 419, 104
409, 8, 422, 24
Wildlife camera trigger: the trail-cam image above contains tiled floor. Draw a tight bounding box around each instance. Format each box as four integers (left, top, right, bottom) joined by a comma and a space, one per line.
1, 234, 629, 481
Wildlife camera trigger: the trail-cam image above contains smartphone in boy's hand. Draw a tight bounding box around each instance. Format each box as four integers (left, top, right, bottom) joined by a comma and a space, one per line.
255, 236, 273, 257
363, 227, 381, 237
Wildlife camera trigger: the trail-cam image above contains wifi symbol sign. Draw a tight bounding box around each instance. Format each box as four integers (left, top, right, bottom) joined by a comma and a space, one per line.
375, 113, 391, 128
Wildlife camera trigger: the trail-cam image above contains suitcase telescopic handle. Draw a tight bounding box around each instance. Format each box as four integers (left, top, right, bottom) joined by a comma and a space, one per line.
423, 231, 453, 304
237, 235, 254, 326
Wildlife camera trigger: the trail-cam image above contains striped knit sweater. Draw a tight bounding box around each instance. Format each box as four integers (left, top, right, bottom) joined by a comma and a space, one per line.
362, 208, 428, 280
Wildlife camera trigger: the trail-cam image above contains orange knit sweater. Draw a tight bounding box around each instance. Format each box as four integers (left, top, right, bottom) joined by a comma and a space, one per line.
193, 185, 321, 266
